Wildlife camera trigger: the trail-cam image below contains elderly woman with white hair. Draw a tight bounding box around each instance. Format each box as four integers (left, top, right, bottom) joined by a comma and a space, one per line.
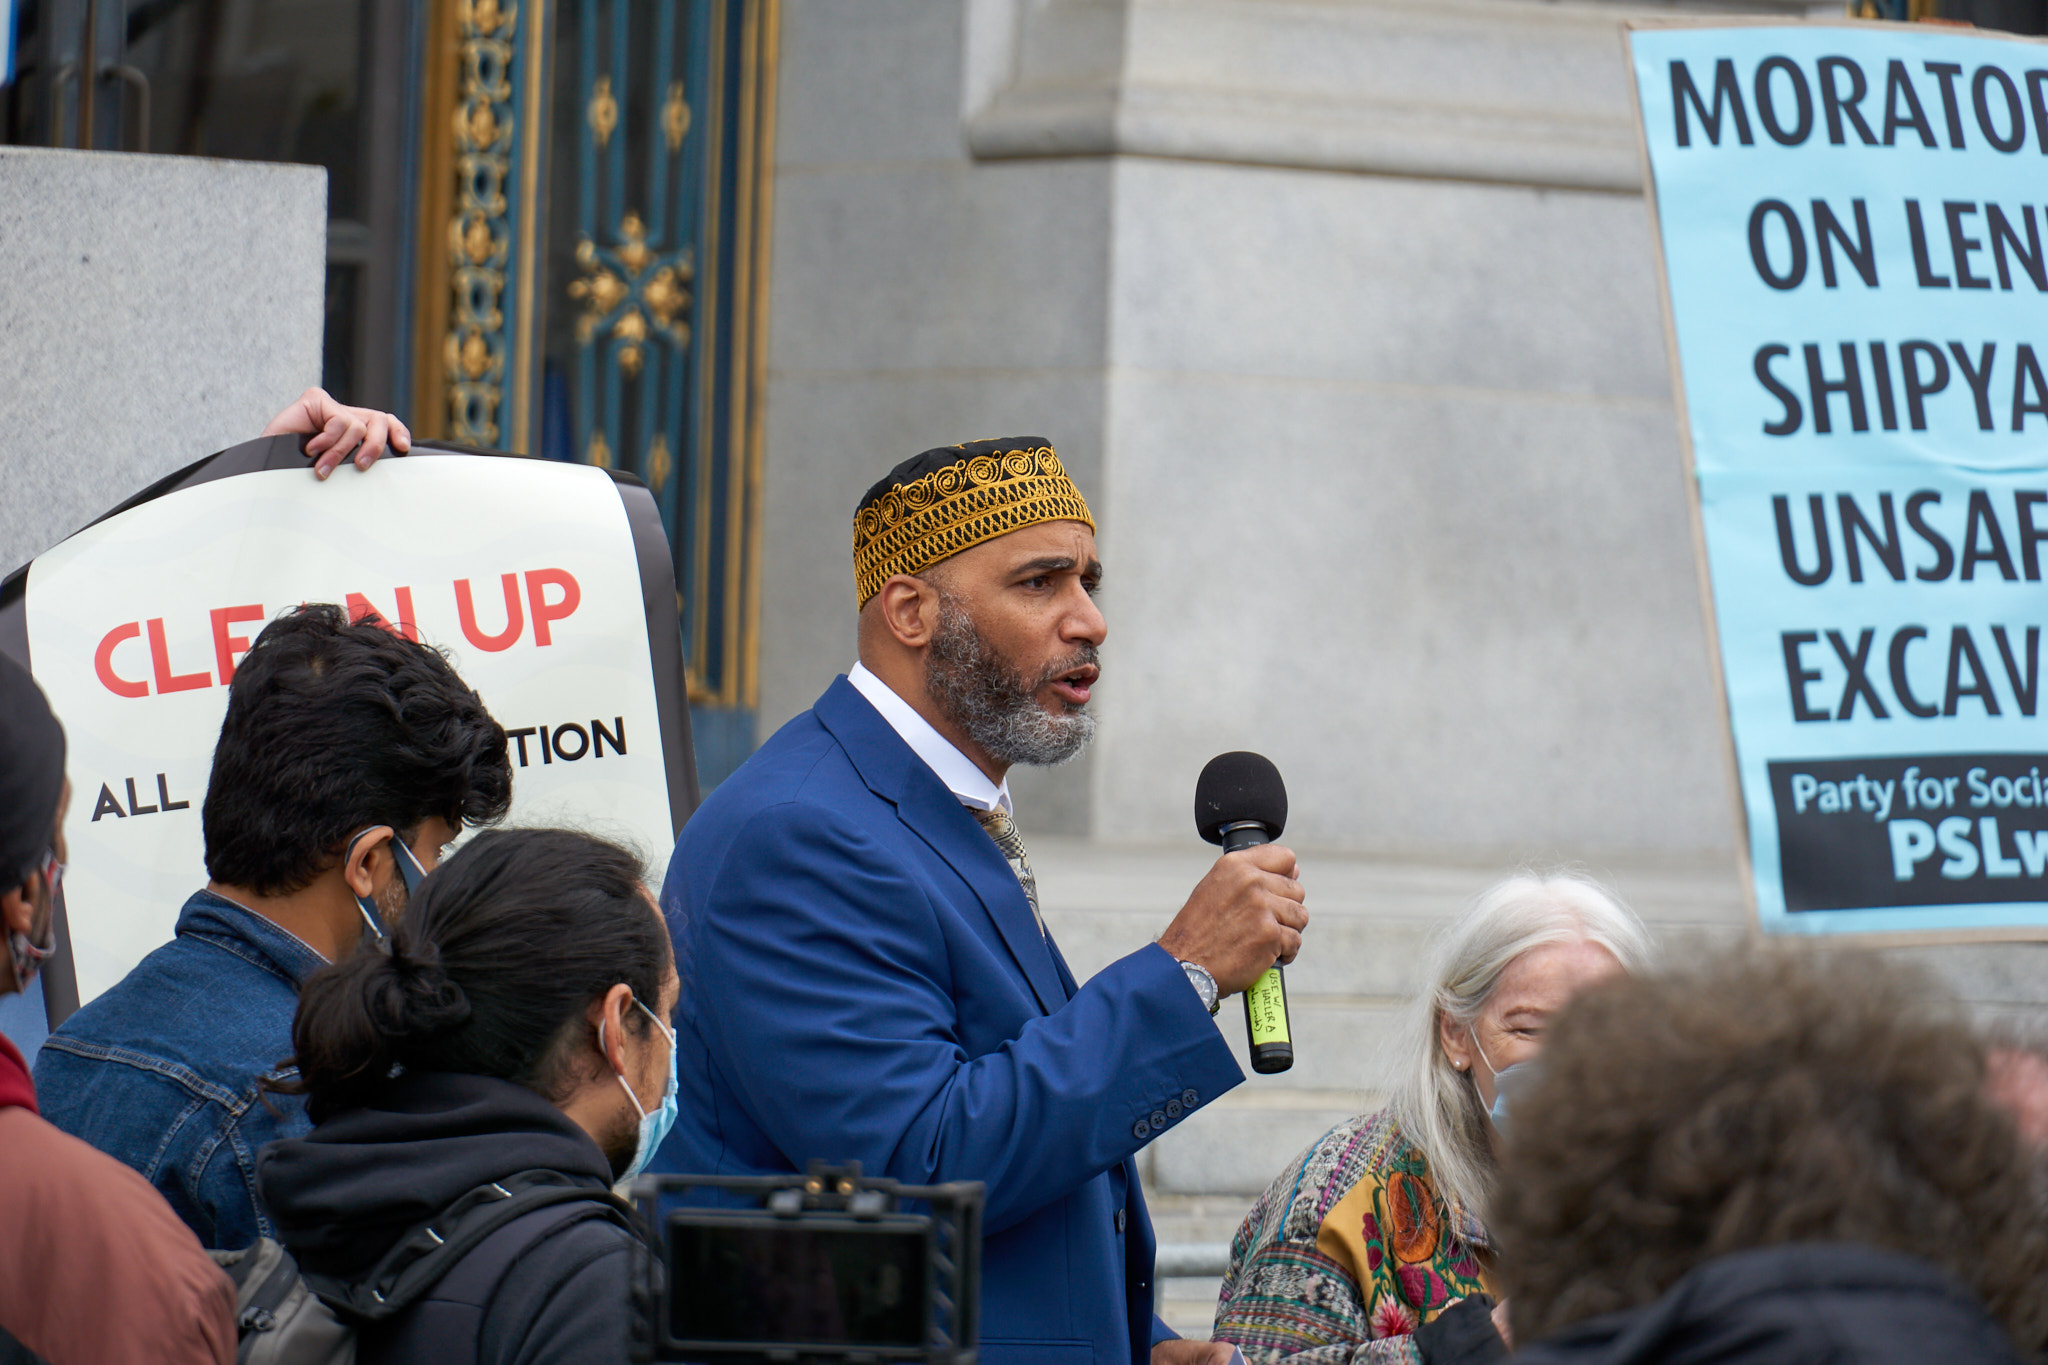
1211, 872, 1654, 1364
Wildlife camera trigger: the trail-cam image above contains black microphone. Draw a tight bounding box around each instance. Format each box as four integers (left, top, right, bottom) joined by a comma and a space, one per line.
1194, 752, 1293, 1075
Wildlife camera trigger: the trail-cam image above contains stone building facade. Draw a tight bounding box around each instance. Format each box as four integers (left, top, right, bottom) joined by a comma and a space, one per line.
758, 0, 1831, 861
751, 4, 2048, 1329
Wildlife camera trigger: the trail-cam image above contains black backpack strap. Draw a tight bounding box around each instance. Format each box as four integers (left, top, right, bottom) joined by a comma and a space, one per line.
308, 1169, 635, 1321
437, 1196, 638, 1363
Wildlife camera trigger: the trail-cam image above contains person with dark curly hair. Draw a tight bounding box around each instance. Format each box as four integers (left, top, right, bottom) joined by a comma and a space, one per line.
1496, 947, 2048, 1364
256, 828, 675, 1365
36, 604, 513, 1250
1213, 873, 1654, 1364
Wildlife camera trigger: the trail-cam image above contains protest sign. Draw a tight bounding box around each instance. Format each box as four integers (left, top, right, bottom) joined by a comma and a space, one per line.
0, 437, 695, 1012
1628, 20, 2048, 938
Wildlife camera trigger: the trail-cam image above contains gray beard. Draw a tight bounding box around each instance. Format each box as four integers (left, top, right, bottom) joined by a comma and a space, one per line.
925, 594, 1098, 768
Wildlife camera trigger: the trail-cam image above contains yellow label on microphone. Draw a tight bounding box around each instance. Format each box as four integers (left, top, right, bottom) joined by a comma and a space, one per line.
1245, 967, 1289, 1046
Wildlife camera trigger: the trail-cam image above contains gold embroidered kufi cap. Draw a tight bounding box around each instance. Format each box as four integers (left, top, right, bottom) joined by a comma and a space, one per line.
852, 437, 1094, 605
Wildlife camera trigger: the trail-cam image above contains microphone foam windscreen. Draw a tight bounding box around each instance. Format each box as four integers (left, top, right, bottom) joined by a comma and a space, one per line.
1195, 751, 1288, 845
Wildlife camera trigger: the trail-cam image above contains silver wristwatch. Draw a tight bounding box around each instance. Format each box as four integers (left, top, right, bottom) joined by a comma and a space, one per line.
1179, 960, 1221, 1016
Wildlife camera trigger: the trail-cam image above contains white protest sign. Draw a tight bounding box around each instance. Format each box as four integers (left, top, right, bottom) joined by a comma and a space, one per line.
24, 452, 676, 1002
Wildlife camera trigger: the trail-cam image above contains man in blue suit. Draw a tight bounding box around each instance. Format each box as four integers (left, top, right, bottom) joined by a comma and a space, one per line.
658, 438, 1308, 1365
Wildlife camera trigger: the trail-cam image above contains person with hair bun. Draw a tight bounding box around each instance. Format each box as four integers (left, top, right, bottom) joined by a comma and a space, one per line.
256, 827, 678, 1365
1212, 872, 1654, 1364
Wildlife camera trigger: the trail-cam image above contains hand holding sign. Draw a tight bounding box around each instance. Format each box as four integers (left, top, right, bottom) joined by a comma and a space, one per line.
261, 387, 413, 479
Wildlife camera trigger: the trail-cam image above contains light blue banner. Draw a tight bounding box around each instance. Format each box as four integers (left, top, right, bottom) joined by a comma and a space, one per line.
1630, 22, 2048, 936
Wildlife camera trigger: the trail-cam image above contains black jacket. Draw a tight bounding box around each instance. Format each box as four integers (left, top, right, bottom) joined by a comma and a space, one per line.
257, 1071, 634, 1365
1509, 1243, 2024, 1365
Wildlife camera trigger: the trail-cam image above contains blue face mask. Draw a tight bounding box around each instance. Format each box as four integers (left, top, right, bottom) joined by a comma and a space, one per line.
348, 828, 429, 943
604, 998, 679, 1183
1469, 1028, 1538, 1134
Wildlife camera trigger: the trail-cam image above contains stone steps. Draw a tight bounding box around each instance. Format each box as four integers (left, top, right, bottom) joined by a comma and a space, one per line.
1146, 1195, 1252, 1338
1159, 1277, 1229, 1342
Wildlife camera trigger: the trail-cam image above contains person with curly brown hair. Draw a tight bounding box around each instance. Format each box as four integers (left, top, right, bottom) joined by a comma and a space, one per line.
1212, 873, 1654, 1364
1495, 947, 2048, 1365
1984, 1022, 2048, 1147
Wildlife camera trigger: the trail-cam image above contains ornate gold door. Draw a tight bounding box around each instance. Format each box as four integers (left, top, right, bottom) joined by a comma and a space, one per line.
410, 0, 777, 785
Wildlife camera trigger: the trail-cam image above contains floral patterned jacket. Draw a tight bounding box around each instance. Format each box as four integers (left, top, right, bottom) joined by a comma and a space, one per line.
1212, 1108, 1493, 1364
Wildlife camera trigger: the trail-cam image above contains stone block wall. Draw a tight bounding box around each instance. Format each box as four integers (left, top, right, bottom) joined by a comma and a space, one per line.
757, 0, 1827, 858
0, 147, 326, 576
752, 8, 2048, 1327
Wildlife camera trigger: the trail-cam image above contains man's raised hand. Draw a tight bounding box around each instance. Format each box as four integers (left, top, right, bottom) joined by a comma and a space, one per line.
262, 387, 413, 479
1155, 844, 1306, 997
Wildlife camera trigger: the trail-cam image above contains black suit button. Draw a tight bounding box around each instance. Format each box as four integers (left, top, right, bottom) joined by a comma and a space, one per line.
1165, 1099, 1182, 1119
1115, 1208, 1127, 1233
1132, 1118, 1151, 1139
1151, 1110, 1168, 1130
1182, 1088, 1200, 1107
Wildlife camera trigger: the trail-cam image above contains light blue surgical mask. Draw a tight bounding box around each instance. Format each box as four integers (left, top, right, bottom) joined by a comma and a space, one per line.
347, 827, 429, 943
1469, 1028, 1537, 1134
604, 997, 679, 1183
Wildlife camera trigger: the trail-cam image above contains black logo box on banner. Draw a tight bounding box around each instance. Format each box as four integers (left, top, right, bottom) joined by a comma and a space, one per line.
1770, 752, 2048, 913
0, 434, 701, 1028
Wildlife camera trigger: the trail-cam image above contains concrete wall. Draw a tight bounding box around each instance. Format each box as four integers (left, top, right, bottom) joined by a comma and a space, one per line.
0, 147, 323, 1056
756, 0, 1117, 830
755, 9, 2048, 1312
1093, 157, 1724, 857
0, 147, 326, 576
754, 0, 1821, 857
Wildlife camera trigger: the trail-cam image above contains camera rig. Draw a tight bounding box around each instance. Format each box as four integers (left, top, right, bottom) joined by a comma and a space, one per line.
628, 1161, 983, 1364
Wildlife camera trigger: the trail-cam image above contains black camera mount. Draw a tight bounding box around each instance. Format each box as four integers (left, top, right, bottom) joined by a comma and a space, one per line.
628, 1160, 983, 1364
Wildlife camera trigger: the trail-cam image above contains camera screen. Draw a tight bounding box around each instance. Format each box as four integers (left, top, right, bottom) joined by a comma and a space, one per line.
667, 1215, 929, 1347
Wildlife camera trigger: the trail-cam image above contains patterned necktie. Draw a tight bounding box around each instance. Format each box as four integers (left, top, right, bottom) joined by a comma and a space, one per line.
971, 804, 1045, 938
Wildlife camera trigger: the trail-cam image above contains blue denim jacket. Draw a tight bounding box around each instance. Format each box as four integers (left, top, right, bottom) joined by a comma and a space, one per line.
34, 889, 327, 1250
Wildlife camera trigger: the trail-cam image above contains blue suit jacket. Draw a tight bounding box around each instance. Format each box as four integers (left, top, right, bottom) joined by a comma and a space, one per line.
655, 678, 1244, 1365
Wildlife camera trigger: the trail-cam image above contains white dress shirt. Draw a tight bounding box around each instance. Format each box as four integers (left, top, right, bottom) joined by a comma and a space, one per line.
847, 662, 1013, 815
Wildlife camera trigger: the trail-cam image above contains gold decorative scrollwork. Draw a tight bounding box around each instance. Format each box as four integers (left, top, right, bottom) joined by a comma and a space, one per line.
647, 432, 673, 491
613, 309, 649, 377
465, 0, 509, 34
662, 80, 690, 154
588, 74, 618, 148
587, 430, 613, 468
444, 0, 518, 445
643, 265, 688, 335
616, 210, 654, 275
567, 207, 695, 382
567, 238, 627, 343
